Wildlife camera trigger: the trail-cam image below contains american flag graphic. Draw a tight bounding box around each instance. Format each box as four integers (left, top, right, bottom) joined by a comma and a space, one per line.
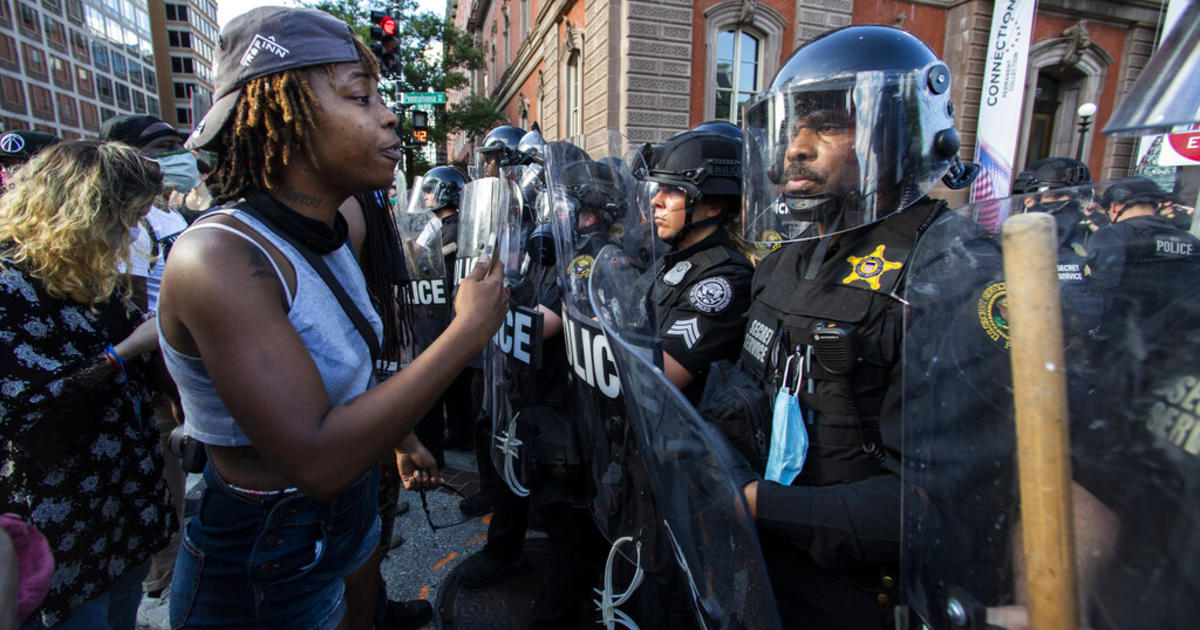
970, 140, 1013, 232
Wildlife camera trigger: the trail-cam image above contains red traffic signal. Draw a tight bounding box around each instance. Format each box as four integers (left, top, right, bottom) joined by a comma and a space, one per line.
369, 11, 396, 40
380, 16, 396, 35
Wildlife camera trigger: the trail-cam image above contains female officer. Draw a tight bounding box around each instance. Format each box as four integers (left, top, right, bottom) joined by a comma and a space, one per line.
156, 7, 508, 629
639, 130, 753, 401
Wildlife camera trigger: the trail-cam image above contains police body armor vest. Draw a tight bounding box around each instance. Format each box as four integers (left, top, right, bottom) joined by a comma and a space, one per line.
741, 199, 944, 486
1104, 216, 1200, 322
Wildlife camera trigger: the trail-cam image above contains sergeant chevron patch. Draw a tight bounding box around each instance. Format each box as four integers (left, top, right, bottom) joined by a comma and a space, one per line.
666, 317, 701, 349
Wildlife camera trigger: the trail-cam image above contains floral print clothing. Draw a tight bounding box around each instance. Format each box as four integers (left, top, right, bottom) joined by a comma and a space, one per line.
0, 263, 175, 626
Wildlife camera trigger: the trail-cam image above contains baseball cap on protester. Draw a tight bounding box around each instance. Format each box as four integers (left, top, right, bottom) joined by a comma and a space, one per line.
1100, 176, 1177, 208
185, 5, 364, 151
0, 130, 60, 163
100, 114, 182, 149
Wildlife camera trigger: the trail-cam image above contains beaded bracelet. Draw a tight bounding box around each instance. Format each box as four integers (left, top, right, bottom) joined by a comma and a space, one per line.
103, 344, 126, 382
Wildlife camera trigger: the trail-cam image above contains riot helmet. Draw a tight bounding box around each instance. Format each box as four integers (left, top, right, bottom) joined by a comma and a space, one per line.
516, 129, 547, 165
421, 166, 466, 213
562, 158, 627, 236
742, 25, 959, 245
1100, 176, 1177, 223
639, 131, 742, 246
1012, 157, 1094, 215
471, 125, 525, 178
689, 120, 743, 140
526, 141, 590, 264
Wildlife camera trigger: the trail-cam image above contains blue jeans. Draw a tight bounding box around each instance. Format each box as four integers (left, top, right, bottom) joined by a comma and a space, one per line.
169, 464, 381, 630
20, 560, 150, 630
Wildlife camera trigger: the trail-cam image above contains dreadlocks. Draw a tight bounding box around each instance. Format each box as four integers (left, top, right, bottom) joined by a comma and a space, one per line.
355, 189, 415, 363
214, 38, 378, 203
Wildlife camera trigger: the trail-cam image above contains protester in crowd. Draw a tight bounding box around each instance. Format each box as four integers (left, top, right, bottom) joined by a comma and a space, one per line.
158, 7, 507, 629
0, 130, 60, 190
99, 114, 197, 630
0, 140, 175, 629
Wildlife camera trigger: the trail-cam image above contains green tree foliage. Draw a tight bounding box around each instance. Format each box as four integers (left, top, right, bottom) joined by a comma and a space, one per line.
303, 0, 503, 148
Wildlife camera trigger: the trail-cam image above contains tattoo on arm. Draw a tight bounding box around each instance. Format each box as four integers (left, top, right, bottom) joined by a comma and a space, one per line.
277, 187, 324, 209
246, 244, 277, 280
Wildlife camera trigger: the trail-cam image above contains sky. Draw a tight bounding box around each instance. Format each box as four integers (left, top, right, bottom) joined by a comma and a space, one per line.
218, 0, 449, 29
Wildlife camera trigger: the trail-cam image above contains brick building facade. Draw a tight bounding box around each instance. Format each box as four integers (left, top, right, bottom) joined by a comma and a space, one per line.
447, 0, 1179, 194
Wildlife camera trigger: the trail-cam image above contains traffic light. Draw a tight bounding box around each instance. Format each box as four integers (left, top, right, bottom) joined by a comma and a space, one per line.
369, 10, 396, 62
411, 110, 428, 144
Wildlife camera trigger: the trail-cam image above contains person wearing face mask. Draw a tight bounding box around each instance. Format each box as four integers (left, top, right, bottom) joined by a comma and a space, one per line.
99, 114, 195, 630
637, 130, 753, 403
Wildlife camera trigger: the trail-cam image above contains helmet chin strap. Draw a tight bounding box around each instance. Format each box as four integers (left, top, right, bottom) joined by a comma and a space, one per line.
663, 192, 724, 248
781, 192, 846, 280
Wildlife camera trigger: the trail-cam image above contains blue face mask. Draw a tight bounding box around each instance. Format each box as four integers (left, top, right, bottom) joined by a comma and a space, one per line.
153, 150, 201, 193
765, 353, 809, 485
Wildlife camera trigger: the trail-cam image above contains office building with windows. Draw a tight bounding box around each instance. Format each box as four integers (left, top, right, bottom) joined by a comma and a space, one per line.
149, 0, 215, 134
0, 0, 214, 140
0, 0, 158, 138
447, 0, 1186, 199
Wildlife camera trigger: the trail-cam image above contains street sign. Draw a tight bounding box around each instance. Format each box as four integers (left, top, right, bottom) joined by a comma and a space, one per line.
400, 92, 446, 105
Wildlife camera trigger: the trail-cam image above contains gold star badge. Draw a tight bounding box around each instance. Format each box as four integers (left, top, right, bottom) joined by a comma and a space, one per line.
842, 244, 903, 290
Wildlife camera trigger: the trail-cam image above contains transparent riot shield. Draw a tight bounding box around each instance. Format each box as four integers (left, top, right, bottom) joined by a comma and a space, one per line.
485, 165, 545, 496
542, 133, 660, 551
393, 175, 451, 367
590, 244, 783, 630
902, 182, 1200, 630
453, 177, 505, 290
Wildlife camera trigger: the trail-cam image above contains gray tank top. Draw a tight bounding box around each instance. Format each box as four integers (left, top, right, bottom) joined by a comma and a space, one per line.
159, 208, 383, 446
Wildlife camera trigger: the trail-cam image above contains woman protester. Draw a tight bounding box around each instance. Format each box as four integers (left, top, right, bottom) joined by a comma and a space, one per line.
157, 7, 507, 629
0, 140, 174, 628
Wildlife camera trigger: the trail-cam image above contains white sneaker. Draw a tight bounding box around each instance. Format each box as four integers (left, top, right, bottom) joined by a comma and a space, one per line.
137, 591, 171, 630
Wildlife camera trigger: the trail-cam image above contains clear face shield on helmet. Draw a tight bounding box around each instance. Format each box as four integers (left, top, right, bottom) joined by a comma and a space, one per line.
741, 63, 956, 249
470, 145, 505, 180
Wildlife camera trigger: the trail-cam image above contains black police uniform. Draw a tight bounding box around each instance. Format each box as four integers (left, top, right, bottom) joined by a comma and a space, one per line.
1086, 214, 1200, 331
736, 198, 944, 629
652, 229, 753, 403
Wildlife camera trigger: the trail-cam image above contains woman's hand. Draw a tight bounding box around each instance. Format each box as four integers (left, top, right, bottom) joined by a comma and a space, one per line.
396, 436, 442, 491
114, 315, 160, 358
451, 257, 510, 351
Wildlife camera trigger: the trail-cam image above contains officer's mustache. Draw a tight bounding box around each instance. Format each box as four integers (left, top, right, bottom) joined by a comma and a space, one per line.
782, 163, 824, 185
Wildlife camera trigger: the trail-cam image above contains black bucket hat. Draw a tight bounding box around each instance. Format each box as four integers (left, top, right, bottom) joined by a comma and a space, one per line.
185, 6, 363, 150
0, 129, 61, 163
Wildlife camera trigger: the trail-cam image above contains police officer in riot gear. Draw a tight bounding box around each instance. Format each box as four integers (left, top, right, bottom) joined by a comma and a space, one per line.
1088, 176, 1200, 333
640, 131, 753, 402
714, 25, 966, 628
414, 165, 470, 458
472, 125, 527, 179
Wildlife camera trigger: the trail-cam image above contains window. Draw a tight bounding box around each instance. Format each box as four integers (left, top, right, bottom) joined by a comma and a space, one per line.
55, 92, 76, 125
95, 74, 112, 103
143, 66, 154, 90
18, 2, 40, 40
41, 0, 60, 15
65, 0, 82, 24
565, 50, 581, 136
170, 55, 193, 74
27, 84, 53, 121
0, 0, 13, 28
110, 50, 125, 78
164, 3, 187, 22
100, 106, 114, 122
74, 65, 91, 96
90, 40, 106, 70
21, 42, 46, 79
49, 54, 70, 88
147, 96, 158, 117
0, 32, 18, 71
175, 106, 190, 125
79, 100, 97, 130
0, 74, 25, 113
172, 80, 193, 100
69, 29, 88, 62
132, 89, 143, 113
520, 0, 528, 41
703, 2, 784, 123
167, 29, 190, 48
127, 61, 140, 86
713, 29, 758, 124
503, 15, 510, 66
114, 82, 128, 108
43, 15, 65, 50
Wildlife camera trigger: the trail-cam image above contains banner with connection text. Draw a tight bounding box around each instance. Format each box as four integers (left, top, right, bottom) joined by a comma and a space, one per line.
970, 0, 1037, 208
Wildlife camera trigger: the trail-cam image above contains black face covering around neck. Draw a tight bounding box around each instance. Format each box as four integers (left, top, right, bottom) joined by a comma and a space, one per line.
244, 188, 349, 255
